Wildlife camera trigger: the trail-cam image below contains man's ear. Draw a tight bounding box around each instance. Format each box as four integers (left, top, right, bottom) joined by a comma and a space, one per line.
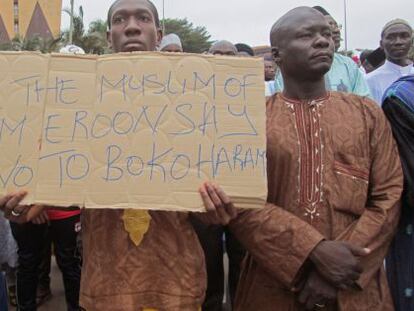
107, 30, 112, 49
272, 46, 281, 65
156, 29, 163, 50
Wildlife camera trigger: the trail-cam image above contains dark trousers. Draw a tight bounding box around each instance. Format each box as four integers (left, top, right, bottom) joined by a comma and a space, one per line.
11, 215, 81, 311
38, 232, 52, 291
386, 206, 414, 311
191, 216, 245, 311
0, 272, 7, 311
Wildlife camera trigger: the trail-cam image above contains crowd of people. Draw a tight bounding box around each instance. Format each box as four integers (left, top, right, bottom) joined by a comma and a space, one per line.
0, 0, 413, 310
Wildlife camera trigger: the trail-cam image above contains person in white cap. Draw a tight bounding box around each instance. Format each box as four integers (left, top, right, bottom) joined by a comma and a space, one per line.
59, 44, 86, 55
159, 33, 183, 52
366, 19, 414, 104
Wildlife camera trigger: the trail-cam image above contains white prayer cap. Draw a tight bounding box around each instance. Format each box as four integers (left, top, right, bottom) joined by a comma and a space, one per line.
59, 44, 86, 55
160, 33, 182, 51
382, 19, 412, 36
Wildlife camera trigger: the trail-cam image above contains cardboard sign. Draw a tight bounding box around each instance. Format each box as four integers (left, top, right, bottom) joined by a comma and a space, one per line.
0, 51, 267, 211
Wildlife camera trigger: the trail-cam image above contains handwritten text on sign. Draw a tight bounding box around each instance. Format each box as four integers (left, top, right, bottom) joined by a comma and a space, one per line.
0, 52, 267, 211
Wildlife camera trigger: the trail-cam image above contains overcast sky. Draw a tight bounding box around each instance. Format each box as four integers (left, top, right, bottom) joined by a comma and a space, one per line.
61, 0, 413, 51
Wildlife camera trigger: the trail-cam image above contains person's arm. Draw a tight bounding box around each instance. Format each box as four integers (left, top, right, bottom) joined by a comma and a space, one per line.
0, 191, 53, 224
228, 203, 324, 288
335, 101, 403, 288
229, 205, 371, 290
198, 181, 371, 290
349, 59, 372, 98
382, 97, 414, 207
196, 180, 324, 287
0, 191, 29, 222
365, 75, 382, 104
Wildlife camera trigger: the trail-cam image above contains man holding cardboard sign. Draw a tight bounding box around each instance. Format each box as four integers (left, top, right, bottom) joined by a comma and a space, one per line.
0, 0, 253, 310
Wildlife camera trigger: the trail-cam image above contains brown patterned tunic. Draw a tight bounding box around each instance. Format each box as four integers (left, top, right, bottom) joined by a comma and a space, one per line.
80, 210, 205, 311
230, 92, 403, 311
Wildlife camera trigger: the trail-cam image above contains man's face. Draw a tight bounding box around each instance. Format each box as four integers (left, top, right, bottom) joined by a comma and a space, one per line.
275, 15, 334, 80
107, 0, 162, 52
324, 15, 341, 51
237, 51, 252, 57
381, 24, 413, 62
264, 60, 275, 81
210, 45, 237, 56
161, 44, 183, 53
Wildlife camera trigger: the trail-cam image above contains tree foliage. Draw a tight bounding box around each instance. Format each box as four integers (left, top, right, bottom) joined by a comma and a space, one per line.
83, 19, 109, 55
163, 18, 212, 53
0, 35, 61, 53
0, 12, 212, 55
61, 6, 109, 54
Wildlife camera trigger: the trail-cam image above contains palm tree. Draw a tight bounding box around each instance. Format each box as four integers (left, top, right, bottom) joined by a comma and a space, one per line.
0, 35, 62, 52
84, 19, 109, 54
0, 6, 109, 54
61, 6, 109, 54
62, 6, 85, 47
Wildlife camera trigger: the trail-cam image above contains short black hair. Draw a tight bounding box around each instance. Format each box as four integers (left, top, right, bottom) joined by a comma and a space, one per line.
235, 43, 255, 56
359, 50, 372, 64
312, 6, 330, 16
107, 0, 160, 29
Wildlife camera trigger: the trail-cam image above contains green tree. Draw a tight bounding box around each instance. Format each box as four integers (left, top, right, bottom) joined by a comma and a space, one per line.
163, 18, 212, 53
62, 6, 84, 46
62, 6, 109, 54
0, 35, 61, 52
84, 19, 109, 54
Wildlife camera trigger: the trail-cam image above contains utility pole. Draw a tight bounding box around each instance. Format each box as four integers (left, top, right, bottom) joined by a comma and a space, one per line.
343, 0, 348, 51
69, 0, 74, 44
162, 0, 165, 34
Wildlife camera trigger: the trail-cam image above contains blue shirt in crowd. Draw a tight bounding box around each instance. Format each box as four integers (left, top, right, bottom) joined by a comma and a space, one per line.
268, 53, 372, 98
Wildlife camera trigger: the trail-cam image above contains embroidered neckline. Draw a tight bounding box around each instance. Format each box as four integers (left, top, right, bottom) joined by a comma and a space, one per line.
280, 92, 330, 106
282, 94, 326, 223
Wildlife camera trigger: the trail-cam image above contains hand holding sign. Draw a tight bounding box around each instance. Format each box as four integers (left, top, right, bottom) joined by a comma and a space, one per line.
196, 181, 238, 225
0, 190, 28, 219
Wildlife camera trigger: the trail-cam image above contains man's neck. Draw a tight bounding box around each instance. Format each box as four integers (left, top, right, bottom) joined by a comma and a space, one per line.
386, 57, 412, 67
282, 76, 327, 101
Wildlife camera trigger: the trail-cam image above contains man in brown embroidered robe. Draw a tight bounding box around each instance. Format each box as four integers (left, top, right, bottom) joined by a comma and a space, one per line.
78, 1, 239, 310
225, 7, 403, 311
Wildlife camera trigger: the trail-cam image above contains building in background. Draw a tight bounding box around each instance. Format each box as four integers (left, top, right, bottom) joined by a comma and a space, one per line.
0, 0, 62, 43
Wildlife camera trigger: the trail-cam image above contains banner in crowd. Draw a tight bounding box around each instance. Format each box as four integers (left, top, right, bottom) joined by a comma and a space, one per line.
0, 51, 267, 211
